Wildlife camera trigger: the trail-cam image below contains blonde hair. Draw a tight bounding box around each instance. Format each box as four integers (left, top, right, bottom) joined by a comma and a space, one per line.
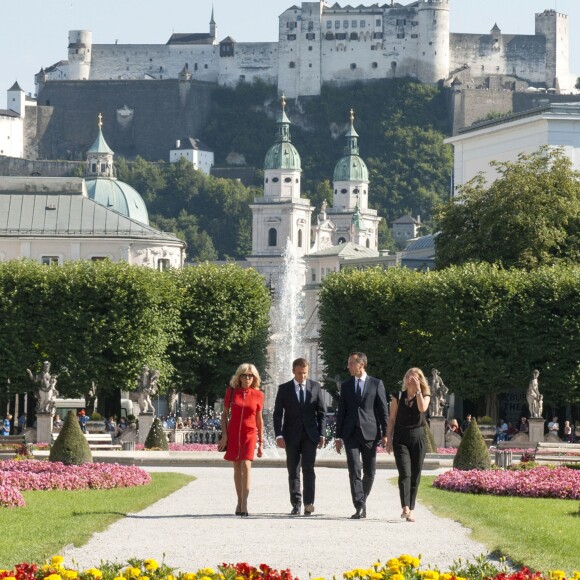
230, 363, 261, 390
402, 367, 431, 396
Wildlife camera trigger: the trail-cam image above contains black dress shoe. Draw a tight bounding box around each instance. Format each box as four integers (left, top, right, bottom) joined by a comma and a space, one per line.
240, 511, 249, 517
235, 510, 242, 516
351, 506, 366, 519
290, 505, 300, 515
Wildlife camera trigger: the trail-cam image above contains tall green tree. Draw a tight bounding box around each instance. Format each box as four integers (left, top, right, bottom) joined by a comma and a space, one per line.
435, 147, 580, 269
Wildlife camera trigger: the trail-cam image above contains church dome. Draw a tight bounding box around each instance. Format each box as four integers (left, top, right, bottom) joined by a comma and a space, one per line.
85, 177, 149, 225
333, 154, 368, 182
264, 99, 301, 171
333, 111, 368, 183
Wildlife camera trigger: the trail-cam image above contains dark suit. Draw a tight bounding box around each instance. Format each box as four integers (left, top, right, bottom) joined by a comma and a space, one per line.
336, 375, 389, 509
273, 379, 326, 508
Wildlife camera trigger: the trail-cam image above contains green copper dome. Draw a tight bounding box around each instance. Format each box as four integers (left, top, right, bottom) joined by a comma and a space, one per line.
333, 111, 368, 182
264, 100, 301, 171
85, 178, 149, 225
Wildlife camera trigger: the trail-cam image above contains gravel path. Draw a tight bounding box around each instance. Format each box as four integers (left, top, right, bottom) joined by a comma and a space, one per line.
63, 465, 487, 578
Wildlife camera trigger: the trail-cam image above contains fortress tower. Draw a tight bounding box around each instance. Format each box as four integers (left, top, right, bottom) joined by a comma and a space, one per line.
417, 0, 450, 84
68, 30, 92, 81
535, 9, 569, 91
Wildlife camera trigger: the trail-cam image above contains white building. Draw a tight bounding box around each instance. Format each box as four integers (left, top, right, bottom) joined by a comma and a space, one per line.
170, 138, 214, 175
39, 3, 576, 99
0, 82, 31, 158
446, 102, 580, 188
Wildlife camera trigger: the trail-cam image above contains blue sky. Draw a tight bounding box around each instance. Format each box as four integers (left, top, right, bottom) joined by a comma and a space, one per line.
1, 0, 578, 101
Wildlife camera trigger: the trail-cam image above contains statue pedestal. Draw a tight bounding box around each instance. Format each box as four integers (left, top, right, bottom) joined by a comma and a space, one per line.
528, 418, 545, 445
36, 413, 53, 444
138, 413, 155, 445
429, 417, 446, 449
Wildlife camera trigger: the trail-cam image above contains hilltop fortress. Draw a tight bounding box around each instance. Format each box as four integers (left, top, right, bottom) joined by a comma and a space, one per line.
39, 1, 575, 97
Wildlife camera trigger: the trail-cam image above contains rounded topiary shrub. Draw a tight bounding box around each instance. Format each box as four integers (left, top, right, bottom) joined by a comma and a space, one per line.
144, 417, 168, 450
453, 418, 491, 471
424, 422, 437, 453
49, 410, 93, 465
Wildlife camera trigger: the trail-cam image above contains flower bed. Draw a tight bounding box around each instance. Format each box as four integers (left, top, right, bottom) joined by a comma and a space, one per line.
0, 460, 151, 508
0, 555, 579, 580
433, 466, 580, 499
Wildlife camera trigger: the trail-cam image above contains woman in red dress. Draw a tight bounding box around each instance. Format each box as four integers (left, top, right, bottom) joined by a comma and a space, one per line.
218, 363, 264, 517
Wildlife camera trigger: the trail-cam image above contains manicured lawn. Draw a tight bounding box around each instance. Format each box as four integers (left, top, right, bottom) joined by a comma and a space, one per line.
0, 472, 194, 568
417, 475, 580, 572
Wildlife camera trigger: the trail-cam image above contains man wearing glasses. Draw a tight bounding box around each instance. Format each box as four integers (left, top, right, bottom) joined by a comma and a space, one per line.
273, 358, 326, 516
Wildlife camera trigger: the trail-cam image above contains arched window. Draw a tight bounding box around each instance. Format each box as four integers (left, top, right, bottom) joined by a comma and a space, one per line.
366, 239, 370, 248
268, 228, 278, 247
298, 229, 303, 248
338, 237, 346, 244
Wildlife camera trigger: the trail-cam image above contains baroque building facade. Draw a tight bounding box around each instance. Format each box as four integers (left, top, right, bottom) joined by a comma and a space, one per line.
38, 1, 576, 99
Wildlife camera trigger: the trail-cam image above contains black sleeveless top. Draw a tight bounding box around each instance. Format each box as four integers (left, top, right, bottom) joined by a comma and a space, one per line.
392, 391, 426, 430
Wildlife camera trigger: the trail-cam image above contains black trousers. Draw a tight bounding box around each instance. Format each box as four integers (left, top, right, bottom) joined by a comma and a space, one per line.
285, 432, 318, 507
393, 426, 427, 510
344, 427, 378, 508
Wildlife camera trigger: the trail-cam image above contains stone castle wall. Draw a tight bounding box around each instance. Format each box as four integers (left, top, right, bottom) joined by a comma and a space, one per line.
34, 79, 215, 161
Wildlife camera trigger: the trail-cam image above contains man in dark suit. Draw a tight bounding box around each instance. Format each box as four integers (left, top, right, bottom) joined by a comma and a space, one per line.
273, 357, 326, 516
335, 352, 388, 519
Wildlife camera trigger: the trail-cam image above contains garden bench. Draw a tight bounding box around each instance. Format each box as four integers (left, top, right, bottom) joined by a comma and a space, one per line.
51, 432, 122, 451
496, 440, 535, 450
534, 441, 580, 464
0, 434, 27, 457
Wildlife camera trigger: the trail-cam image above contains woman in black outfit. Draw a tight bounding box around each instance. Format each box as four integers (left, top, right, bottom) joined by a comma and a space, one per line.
386, 367, 431, 522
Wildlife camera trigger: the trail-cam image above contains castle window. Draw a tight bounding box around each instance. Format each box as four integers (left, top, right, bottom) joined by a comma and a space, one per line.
284, 177, 292, 183
373, 32, 383, 39
371, 62, 378, 69
220, 42, 234, 57
350, 63, 356, 70
338, 237, 346, 244
411, 34, 418, 38
296, 178, 299, 183
352, 20, 357, 28
309, 63, 312, 68
343, 20, 349, 28
396, 19, 406, 26
371, 45, 376, 50
360, 20, 366, 27
326, 21, 332, 29
239, 75, 246, 80
376, 19, 381, 26
298, 229, 303, 248
311, 269, 316, 283
272, 177, 279, 182
326, 32, 335, 40
287, 34, 296, 40
429, 41, 433, 46
308, 46, 313, 51
41, 256, 60, 266
341, 188, 347, 194
397, 32, 405, 39
157, 259, 171, 271
265, 178, 269, 183
366, 239, 370, 248
289, 61, 296, 68
335, 20, 340, 29
268, 228, 278, 247
336, 33, 347, 40
350, 32, 359, 40
306, 32, 315, 40
308, 21, 314, 31
194, 63, 198, 71
91, 163, 97, 172
354, 188, 359, 194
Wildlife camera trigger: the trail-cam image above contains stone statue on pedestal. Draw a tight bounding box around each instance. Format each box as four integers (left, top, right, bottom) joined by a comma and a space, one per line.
137, 365, 159, 414
27, 361, 59, 415
428, 368, 448, 417
167, 388, 178, 416
526, 369, 543, 418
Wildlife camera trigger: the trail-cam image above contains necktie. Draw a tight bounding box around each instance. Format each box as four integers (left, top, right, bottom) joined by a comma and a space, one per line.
356, 379, 362, 403
299, 384, 305, 406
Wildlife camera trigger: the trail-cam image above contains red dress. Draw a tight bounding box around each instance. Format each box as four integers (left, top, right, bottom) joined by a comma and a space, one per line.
223, 387, 264, 462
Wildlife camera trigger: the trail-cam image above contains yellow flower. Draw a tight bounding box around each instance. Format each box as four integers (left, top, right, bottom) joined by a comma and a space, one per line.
386, 559, 400, 569
198, 570, 215, 577
45, 574, 62, 580
114, 577, 127, 580
343, 573, 355, 579
125, 568, 142, 578
440, 574, 453, 580
388, 567, 401, 574
573, 573, 580, 580
391, 574, 405, 580
166, 575, 177, 580
421, 571, 439, 580
182, 574, 197, 580
370, 573, 383, 580
550, 572, 566, 580
41, 565, 52, 572
51, 557, 65, 567
4, 576, 17, 580
84, 569, 103, 579
63, 570, 78, 579
198, 576, 212, 580
144, 560, 159, 572
235, 576, 245, 580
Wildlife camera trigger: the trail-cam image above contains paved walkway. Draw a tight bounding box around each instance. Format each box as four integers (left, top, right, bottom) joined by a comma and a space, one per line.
63, 465, 488, 578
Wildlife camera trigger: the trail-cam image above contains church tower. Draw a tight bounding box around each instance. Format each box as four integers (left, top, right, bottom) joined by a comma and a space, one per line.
86, 113, 114, 178
248, 97, 313, 283
327, 110, 381, 249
